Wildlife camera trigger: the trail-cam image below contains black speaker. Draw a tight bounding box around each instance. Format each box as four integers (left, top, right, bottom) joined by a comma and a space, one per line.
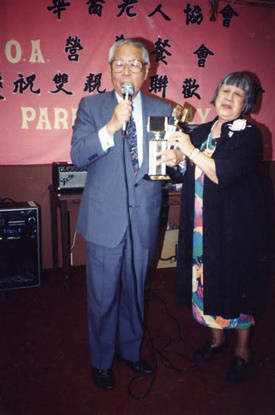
0, 201, 41, 291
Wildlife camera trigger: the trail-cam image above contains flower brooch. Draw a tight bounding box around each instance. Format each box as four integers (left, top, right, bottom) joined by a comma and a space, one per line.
227, 119, 250, 137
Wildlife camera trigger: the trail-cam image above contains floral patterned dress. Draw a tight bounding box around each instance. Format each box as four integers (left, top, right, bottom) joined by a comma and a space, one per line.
191, 132, 254, 330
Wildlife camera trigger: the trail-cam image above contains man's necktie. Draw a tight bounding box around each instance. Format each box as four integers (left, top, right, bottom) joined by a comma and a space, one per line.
126, 117, 139, 175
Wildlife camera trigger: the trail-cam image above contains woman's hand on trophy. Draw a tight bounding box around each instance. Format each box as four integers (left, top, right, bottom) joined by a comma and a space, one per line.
167, 131, 193, 157
156, 148, 185, 167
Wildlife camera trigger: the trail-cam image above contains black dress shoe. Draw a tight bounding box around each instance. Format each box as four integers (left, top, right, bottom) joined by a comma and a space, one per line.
194, 341, 227, 362
92, 367, 115, 390
226, 356, 253, 383
118, 357, 153, 375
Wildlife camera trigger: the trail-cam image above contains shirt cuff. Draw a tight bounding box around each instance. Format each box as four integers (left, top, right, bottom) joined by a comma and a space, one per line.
98, 126, 114, 151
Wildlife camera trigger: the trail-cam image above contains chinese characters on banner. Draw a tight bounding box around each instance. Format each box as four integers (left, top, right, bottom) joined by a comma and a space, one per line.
0, 0, 274, 163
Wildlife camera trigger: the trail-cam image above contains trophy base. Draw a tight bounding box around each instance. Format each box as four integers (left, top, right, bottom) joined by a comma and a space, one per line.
144, 174, 171, 181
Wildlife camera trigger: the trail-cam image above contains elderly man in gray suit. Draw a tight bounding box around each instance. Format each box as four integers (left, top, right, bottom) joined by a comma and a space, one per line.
71, 38, 172, 390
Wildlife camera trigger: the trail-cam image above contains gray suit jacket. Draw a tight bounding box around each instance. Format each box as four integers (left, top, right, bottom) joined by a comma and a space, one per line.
71, 90, 172, 249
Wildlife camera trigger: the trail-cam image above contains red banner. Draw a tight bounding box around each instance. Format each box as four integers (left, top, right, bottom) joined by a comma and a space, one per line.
1, 0, 274, 164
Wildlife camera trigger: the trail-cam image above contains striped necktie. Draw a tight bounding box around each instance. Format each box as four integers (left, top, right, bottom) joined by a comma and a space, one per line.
126, 117, 139, 175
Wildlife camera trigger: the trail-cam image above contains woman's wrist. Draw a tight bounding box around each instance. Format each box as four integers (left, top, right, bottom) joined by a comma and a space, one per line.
188, 147, 200, 162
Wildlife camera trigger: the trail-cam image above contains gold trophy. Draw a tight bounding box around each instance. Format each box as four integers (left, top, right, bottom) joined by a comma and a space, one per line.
170, 103, 190, 133
146, 105, 192, 181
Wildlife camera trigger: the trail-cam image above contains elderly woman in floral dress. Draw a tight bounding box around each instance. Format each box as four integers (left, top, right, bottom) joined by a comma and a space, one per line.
160, 72, 263, 382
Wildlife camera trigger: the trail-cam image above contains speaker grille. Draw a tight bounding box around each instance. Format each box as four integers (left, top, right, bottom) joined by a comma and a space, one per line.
0, 201, 41, 290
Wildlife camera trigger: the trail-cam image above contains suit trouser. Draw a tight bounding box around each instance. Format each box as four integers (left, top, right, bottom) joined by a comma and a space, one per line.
86, 227, 151, 370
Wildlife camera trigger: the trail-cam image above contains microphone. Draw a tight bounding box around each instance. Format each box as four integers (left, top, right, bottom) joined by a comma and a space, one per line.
121, 82, 134, 136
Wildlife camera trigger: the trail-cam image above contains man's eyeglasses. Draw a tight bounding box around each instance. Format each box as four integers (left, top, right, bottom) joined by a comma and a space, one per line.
111, 59, 147, 73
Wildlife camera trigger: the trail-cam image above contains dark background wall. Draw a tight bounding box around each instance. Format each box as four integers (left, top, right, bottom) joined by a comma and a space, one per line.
0, 164, 86, 270
0, 163, 274, 270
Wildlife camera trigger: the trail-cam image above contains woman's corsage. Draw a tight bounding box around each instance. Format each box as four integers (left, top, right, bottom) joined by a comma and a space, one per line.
227, 119, 247, 137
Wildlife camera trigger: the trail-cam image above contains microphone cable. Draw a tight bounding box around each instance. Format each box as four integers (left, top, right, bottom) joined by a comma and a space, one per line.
120, 90, 159, 397
127, 288, 200, 400
120, 80, 144, 338
121, 109, 199, 401
121, 125, 160, 400
121, 120, 145, 334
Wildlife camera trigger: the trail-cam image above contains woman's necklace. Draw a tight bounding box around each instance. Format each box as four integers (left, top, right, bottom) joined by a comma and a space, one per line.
205, 120, 220, 154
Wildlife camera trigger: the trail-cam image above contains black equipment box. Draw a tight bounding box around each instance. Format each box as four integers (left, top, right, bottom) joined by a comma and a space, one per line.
52, 162, 87, 193
0, 201, 41, 291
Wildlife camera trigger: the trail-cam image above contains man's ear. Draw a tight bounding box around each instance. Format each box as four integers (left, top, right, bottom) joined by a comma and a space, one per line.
144, 64, 150, 80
